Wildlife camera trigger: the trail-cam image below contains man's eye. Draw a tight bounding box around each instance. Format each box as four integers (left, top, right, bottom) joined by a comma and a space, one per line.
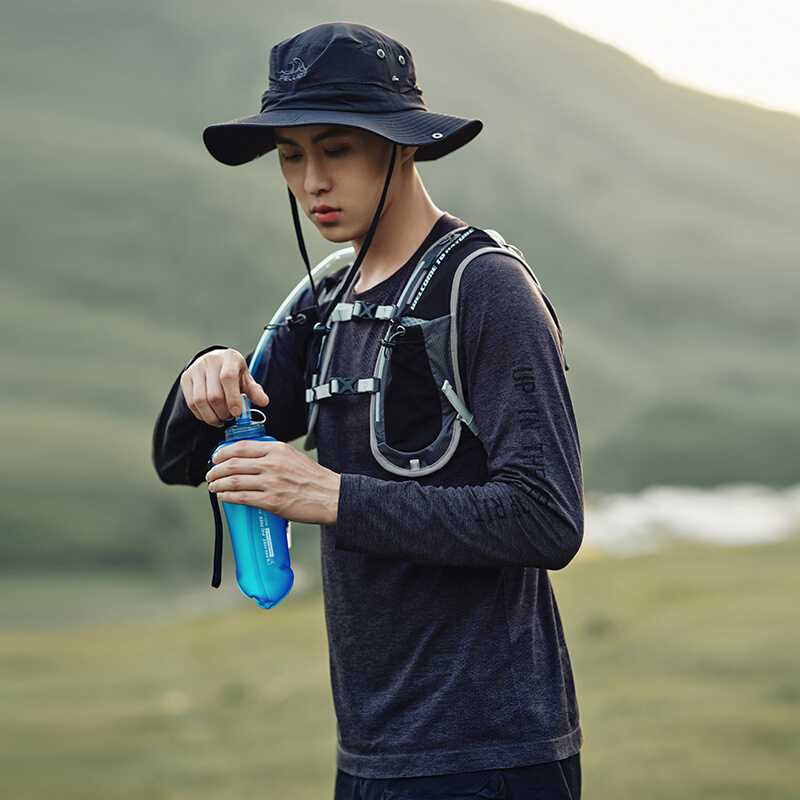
280, 152, 301, 162
325, 146, 349, 158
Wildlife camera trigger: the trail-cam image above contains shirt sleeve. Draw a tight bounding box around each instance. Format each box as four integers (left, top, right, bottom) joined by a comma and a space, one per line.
334, 252, 584, 570
151, 346, 229, 486
152, 313, 312, 486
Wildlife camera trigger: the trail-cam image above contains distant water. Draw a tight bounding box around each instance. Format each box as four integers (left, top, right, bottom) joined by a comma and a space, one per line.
583, 484, 800, 557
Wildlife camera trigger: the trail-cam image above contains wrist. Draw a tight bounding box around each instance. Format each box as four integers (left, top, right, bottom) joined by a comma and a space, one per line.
323, 472, 342, 525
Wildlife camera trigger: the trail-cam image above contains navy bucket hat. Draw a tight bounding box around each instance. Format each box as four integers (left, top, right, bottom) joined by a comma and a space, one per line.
203, 22, 483, 165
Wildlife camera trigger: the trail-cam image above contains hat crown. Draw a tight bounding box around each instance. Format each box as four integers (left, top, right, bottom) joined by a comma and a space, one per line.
264, 23, 424, 111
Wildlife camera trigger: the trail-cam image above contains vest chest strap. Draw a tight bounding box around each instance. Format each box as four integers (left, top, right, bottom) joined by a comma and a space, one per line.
305, 377, 381, 403
329, 301, 398, 323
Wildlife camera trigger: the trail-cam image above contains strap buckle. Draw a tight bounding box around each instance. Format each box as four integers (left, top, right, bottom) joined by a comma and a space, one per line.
333, 377, 360, 396
305, 377, 381, 403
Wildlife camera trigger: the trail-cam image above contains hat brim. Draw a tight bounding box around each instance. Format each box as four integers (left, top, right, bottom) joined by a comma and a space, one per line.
203, 109, 482, 165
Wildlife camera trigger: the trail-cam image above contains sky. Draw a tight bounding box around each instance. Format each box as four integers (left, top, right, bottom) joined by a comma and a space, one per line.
503, 0, 800, 116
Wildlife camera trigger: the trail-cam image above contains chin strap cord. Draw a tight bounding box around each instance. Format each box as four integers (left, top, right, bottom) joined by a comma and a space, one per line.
288, 188, 322, 316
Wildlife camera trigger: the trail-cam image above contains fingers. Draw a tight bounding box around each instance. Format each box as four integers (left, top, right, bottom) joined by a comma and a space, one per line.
218, 358, 247, 418
181, 349, 269, 426
208, 440, 270, 468
243, 372, 270, 408
208, 489, 264, 508
206, 441, 284, 499
206, 445, 275, 504
207, 472, 263, 495
181, 368, 224, 426
207, 456, 265, 483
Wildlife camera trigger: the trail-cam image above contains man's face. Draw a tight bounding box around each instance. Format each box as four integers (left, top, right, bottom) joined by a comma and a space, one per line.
274, 125, 395, 245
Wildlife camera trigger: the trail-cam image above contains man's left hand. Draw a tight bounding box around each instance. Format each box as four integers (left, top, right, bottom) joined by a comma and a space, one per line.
206, 441, 341, 525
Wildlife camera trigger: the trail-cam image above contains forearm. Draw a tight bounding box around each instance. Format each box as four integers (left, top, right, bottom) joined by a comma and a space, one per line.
335, 464, 582, 570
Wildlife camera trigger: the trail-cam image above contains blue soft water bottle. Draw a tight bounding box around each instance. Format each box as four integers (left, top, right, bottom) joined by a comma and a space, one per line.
211, 395, 294, 610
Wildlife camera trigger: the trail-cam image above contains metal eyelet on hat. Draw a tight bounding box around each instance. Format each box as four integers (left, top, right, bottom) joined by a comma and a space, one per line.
376, 48, 386, 58
432, 133, 443, 139
398, 55, 406, 65
392, 76, 399, 83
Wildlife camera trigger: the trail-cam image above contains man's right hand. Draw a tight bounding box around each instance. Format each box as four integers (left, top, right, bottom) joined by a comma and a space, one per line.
180, 348, 270, 427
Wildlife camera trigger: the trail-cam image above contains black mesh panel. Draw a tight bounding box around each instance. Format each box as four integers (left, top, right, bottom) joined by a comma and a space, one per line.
383, 323, 442, 451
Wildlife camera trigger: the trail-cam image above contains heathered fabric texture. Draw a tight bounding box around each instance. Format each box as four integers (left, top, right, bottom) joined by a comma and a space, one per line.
152, 214, 584, 779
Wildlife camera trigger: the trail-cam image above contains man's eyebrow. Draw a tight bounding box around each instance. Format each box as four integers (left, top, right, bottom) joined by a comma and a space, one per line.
274, 127, 354, 146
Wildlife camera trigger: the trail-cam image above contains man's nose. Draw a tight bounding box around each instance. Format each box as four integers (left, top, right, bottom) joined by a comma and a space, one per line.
304, 156, 331, 195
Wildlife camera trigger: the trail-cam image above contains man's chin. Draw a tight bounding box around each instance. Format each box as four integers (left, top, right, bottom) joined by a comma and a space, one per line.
317, 225, 355, 245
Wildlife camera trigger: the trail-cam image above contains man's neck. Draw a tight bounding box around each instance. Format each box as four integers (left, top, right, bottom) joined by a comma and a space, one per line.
352, 170, 442, 293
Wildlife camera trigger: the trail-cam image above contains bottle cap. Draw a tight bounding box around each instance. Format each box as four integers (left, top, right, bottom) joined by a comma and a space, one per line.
224, 394, 267, 441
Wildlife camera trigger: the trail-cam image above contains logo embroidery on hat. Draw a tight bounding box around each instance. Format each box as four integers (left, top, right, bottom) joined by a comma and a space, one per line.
278, 58, 308, 81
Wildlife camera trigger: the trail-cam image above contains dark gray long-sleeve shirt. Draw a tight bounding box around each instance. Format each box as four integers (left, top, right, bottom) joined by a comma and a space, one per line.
153, 214, 584, 779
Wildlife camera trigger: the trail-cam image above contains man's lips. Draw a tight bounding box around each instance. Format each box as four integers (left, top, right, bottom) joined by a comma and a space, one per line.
312, 205, 341, 223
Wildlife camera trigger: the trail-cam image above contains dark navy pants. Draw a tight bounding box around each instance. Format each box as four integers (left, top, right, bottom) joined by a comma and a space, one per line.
334, 754, 581, 799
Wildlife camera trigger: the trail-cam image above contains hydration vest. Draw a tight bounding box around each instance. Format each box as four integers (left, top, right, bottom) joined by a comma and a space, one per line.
209, 225, 563, 588
295, 225, 564, 477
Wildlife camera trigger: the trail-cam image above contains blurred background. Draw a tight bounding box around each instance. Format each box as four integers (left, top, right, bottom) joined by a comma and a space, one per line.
1, 0, 798, 797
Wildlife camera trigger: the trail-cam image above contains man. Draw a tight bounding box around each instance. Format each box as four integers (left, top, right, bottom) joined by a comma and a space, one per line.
154, 22, 584, 800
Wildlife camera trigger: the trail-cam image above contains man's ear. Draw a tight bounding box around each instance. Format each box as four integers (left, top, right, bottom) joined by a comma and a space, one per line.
399, 145, 418, 164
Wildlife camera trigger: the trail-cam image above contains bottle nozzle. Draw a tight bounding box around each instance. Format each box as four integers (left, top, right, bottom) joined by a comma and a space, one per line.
237, 393, 252, 424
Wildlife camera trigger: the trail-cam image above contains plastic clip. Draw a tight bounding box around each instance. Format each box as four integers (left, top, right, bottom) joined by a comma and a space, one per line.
380, 325, 406, 359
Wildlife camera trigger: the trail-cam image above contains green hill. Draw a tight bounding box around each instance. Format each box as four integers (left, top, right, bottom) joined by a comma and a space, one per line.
2, 0, 799, 570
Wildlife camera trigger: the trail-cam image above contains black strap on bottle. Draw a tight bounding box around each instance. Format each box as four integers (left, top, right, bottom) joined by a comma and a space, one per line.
209, 486, 223, 588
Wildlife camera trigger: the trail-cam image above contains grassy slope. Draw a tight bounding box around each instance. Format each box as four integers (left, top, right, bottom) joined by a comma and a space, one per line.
1, 0, 799, 569
2, 539, 798, 799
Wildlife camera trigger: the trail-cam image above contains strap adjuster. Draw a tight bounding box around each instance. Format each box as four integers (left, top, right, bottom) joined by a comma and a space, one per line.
441, 380, 480, 438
